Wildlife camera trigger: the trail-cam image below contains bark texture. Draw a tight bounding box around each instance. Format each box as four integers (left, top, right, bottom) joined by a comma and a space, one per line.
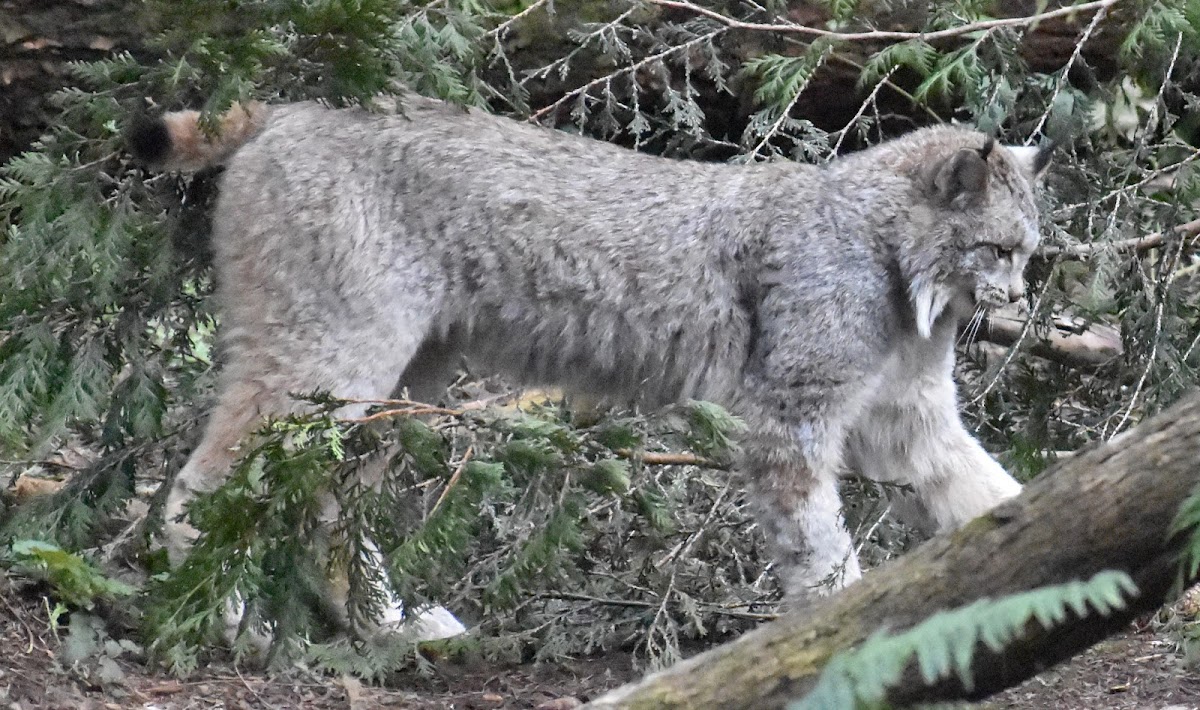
980, 307, 1123, 369
587, 392, 1200, 709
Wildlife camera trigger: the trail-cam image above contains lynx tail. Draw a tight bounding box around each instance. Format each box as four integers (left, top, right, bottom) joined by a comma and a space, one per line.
127, 102, 269, 171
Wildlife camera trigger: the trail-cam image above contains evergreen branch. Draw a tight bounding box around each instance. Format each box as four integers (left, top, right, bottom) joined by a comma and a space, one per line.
828, 53, 942, 122
1028, 0, 1112, 140
1040, 218, 1200, 258
484, 0, 551, 40
429, 445, 473, 517
827, 65, 896, 158
529, 29, 726, 124
642, 0, 1121, 42
1055, 146, 1200, 215
793, 571, 1137, 709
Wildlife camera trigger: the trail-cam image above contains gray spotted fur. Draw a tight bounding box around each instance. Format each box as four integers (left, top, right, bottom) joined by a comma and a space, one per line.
162, 94, 1043, 602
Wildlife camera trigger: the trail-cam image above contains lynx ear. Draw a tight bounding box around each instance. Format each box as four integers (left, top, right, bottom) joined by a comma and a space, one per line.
927, 147, 989, 205
1005, 141, 1056, 180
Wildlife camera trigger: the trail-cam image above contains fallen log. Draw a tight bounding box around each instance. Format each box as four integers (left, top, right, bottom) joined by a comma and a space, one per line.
587, 392, 1200, 709
979, 308, 1123, 368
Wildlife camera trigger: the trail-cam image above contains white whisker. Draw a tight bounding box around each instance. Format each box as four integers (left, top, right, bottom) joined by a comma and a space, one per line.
959, 305, 986, 348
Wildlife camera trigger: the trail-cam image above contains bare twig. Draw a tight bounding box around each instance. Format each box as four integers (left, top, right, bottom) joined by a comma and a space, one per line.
0, 586, 39, 654
341, 392, 523, 423
429, 445, 474, 517
521, 5, 640, 91
747, 47, 830, 159
970, 260, 1058, 406
854, 502, 892, 559
538, 591, 779, 621
828, 53, 941, 123
1028, 0, 1110, 140
643, 0, 1119, 42
827, 66, 897, 159
615, 449, 727, 469
484, 0, 550, 40
1056, 148, 1200, 216
529, 29, 725, 124
656, 485, 730, 567
1040, 218, 1200, 258
234, 666, 278, 710
347, 406, 460, 423
1105, 218, 1190, 438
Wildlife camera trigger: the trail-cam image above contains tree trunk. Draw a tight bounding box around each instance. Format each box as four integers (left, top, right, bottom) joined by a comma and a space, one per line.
586, 392, 1200, 709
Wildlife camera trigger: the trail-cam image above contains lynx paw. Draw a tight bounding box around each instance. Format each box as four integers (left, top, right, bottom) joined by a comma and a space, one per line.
377, 602, 467, 641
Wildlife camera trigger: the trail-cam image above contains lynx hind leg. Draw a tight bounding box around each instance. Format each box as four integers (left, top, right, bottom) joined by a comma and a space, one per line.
315, 343, 469, 643
745, 432, 862, 601
849, 378, 1021, 535
162, 377, 292, 566
323, 534, 467, 642
163, 304, 435, 567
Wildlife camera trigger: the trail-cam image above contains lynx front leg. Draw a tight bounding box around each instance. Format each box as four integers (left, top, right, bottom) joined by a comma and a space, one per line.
849, 374, 1021, 534
743, 429, 862, 600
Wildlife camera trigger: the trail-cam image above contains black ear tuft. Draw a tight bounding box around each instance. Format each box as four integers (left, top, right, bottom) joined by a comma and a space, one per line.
928, 148, 989, 205
978, 137, 995, 161
125, 114, 171, 165
1033, 139, 1056, 176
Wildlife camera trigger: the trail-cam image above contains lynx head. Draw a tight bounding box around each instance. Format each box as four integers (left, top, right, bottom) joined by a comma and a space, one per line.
903, 133, 1053, 338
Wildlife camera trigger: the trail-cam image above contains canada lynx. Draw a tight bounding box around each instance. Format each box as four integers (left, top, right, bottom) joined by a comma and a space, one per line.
131, 93, 1049, 612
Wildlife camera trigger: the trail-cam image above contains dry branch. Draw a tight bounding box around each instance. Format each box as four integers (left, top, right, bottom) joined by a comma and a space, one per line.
642, 0, 1120, 42
586, 392, 1200, 709
614, 449, 727, 469
1041, 218, 1200, 259
977, 308, 1123, 368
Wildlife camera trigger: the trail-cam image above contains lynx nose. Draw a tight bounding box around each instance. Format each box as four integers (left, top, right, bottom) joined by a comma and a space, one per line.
1007, 280, 1025, 302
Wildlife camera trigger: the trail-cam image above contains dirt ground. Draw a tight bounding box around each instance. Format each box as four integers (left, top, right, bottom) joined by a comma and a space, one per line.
3, 576, 1199, 710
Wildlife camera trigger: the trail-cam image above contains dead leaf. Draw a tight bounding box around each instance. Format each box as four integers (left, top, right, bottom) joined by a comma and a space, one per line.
11, 475, 65, 500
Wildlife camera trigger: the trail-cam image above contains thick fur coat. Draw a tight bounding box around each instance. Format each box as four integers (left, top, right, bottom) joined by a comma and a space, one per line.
133, 94, 1046, 616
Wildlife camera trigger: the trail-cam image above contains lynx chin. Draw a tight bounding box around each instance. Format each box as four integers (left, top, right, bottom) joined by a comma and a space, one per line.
130, 93, 1051, 632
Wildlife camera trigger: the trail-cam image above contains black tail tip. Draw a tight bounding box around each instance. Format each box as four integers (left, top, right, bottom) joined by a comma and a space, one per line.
125, 114, 171, 165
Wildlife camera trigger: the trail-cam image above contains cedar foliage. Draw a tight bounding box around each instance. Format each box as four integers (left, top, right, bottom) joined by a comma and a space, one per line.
0, 0, 1199, 692
795, 570, 1139, 709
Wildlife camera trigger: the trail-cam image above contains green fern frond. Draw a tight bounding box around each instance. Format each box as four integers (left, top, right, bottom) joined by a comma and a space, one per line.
792, 571, 1138, 710
1170, 483, 1200, 595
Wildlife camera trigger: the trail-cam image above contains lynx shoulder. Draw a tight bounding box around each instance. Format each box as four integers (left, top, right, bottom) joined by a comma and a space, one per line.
133, 94, 1049, 609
